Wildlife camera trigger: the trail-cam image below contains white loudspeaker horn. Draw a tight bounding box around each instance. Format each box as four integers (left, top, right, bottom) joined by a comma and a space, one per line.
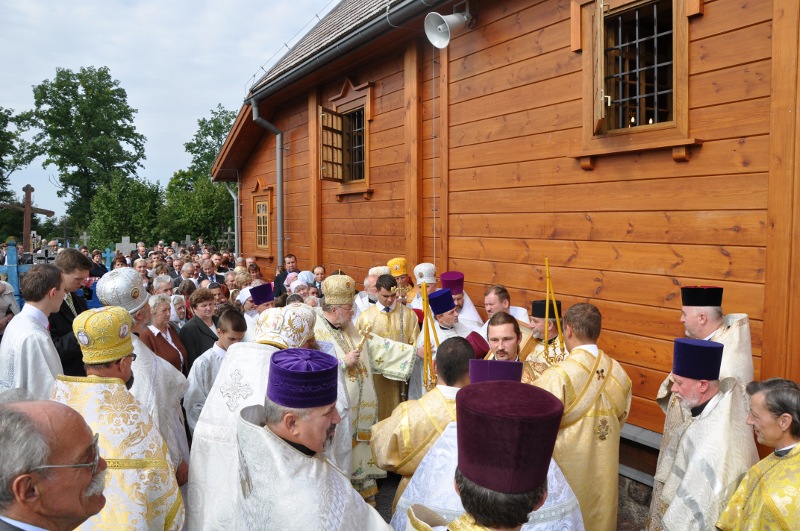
424, 11, 471, 49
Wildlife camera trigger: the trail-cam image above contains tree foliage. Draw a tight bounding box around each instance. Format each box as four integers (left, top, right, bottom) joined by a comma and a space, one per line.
87, 172, 163, 248
0, 107, 39, 202
29, 66, 146, 227
160, 104, 236, 242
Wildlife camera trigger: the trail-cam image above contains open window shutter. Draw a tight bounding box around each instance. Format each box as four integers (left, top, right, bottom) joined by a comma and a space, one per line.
319, 106, 345, 182
593, 0, 607, 134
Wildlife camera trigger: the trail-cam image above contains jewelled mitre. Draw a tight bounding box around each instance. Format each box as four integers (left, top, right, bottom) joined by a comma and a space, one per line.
73, 306, 134, 364
414, 262, 436, 286
96, 267, 149, 314
387, 257, 408, 277
322, 275, 356, 306
254, 303, 316, 349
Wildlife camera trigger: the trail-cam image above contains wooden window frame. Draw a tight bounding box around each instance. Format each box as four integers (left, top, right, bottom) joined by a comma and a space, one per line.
570, 0, 702, 169
253, 187, 272, 256
320, 77, 374, 200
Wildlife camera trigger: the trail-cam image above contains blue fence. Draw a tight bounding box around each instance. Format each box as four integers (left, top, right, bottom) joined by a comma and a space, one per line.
0, 240, 115, 309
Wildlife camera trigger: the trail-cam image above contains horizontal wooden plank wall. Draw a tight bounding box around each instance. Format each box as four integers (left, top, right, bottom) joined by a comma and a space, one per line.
319, 53, 408, 286
239, 99, 311, 276
233, 0, 783, 436
434, 0, 770, 433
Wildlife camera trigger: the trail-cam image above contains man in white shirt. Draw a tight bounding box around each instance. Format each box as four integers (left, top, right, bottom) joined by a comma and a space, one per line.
0, 265, 65, 399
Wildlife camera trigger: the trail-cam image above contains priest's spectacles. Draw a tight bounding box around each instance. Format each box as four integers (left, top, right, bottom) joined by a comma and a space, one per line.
31, 433, 100, 475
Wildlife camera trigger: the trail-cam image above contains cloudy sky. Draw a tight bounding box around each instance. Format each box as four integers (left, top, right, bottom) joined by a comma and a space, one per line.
0, 0, 338, 220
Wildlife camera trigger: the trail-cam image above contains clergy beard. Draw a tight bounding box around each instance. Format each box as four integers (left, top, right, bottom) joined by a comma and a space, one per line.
125, 374, 135, 390
85, 469, 108, 497
245, 310, 258, 318
323, 424, 337, 452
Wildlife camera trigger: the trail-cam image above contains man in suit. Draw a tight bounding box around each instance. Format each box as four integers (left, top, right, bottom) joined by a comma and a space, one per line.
273, 253, 298, 297
198, 259, 224, 284
0, 399, 108, 531
49, 248, 93, 377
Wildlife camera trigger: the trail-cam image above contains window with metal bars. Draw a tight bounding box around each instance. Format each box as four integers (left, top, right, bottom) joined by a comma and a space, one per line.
319, 106, 365, 183
604, 0, 673, 131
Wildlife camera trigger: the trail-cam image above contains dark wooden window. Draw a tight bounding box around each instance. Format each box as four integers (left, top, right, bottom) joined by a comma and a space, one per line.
604, 0, 673, 131
320, 106, 366, 183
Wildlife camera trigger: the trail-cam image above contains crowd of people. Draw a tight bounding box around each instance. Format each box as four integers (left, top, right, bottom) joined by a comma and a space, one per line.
0, 241, 797, 531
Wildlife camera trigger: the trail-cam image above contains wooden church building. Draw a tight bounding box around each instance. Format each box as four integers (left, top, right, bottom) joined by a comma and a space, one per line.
213, 0, 800, 471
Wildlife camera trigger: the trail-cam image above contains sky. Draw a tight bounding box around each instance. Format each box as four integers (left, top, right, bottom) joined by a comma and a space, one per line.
0, 0, 339, 221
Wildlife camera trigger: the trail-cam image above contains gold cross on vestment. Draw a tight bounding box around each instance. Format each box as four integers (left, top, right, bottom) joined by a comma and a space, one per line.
596, 368, 605, 380
355, 324, 373, 352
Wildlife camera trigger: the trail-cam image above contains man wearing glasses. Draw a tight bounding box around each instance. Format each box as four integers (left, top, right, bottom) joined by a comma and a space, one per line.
0, 399, 107, 531
50, 306, 185, 530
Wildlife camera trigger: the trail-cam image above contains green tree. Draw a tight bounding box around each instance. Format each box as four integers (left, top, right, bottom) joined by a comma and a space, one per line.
87, 173, 163, 248
161, 104, 236, 242
29, 66, 146, 227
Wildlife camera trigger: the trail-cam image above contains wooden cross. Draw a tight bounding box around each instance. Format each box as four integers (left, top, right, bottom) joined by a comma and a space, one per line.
355, 324, 373, 352
115, 236, 137, 256
217, 226, 235, 249
0, 185, 56, 252
79, 231, 90, 246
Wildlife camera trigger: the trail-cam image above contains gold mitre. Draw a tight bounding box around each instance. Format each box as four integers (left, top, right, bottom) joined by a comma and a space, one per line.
255, 303, 316, 349
387, 257, 408, 277
73, 306, 134, 364
323, 275, 356, 305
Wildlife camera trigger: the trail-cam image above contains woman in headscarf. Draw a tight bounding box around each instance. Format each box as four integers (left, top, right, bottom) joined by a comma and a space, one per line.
170, 294, 188, 330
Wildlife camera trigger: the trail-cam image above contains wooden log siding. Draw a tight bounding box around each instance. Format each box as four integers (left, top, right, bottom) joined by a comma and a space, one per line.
227, 0, 794, 435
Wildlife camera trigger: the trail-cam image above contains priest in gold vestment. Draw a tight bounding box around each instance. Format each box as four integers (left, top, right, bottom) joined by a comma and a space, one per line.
717, 378, 800, 531
50, 306, 184, 531
357, 273, 420, 420
533, 303, 631, 531
371, 336, 473, 510
316, 274, 416, 502
521, 300, 568, 384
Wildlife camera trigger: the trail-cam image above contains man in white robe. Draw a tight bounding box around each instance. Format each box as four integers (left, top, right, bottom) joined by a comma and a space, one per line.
402, 380, 583, 531
648, 338, 758, 531
186, 302, 352, 530
0, 264, 64, 399
96, 267, 190, 494
236, 348, 390, 530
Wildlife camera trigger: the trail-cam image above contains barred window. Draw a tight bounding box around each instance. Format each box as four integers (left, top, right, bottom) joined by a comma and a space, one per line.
320, 106, 366, 183
603, 0, 673, 131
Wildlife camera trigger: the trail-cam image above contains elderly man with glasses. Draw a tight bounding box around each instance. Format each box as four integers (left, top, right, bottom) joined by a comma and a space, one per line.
0, 399, 108, 531
50, 306, 185, 530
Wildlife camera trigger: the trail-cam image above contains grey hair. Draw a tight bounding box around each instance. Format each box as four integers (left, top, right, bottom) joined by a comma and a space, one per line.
263, 396, 312, 425
148, 293, 171, 312
181, 262, 195, 274
0, 407, 52, 511
151, 275, 173, 293
691, 305, 724, 321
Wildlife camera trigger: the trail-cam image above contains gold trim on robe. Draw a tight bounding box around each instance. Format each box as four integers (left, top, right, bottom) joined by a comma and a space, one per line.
534, 348, 631, 531
51, 375, 184, 531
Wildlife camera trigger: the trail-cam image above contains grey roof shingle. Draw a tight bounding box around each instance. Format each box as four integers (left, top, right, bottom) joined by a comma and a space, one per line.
251, 0, 404, 93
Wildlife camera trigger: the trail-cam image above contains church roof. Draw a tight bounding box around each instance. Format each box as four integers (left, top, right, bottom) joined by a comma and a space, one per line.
251, 0, 405, 93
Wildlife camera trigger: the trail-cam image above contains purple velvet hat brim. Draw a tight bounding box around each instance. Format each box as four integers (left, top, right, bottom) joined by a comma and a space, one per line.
251, 283, 274, 305
429, 288, 455, 315
469, 359, 523, 384
267, 348, 338, 408
672, 337, 724, 380
457, 381, 563, 493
